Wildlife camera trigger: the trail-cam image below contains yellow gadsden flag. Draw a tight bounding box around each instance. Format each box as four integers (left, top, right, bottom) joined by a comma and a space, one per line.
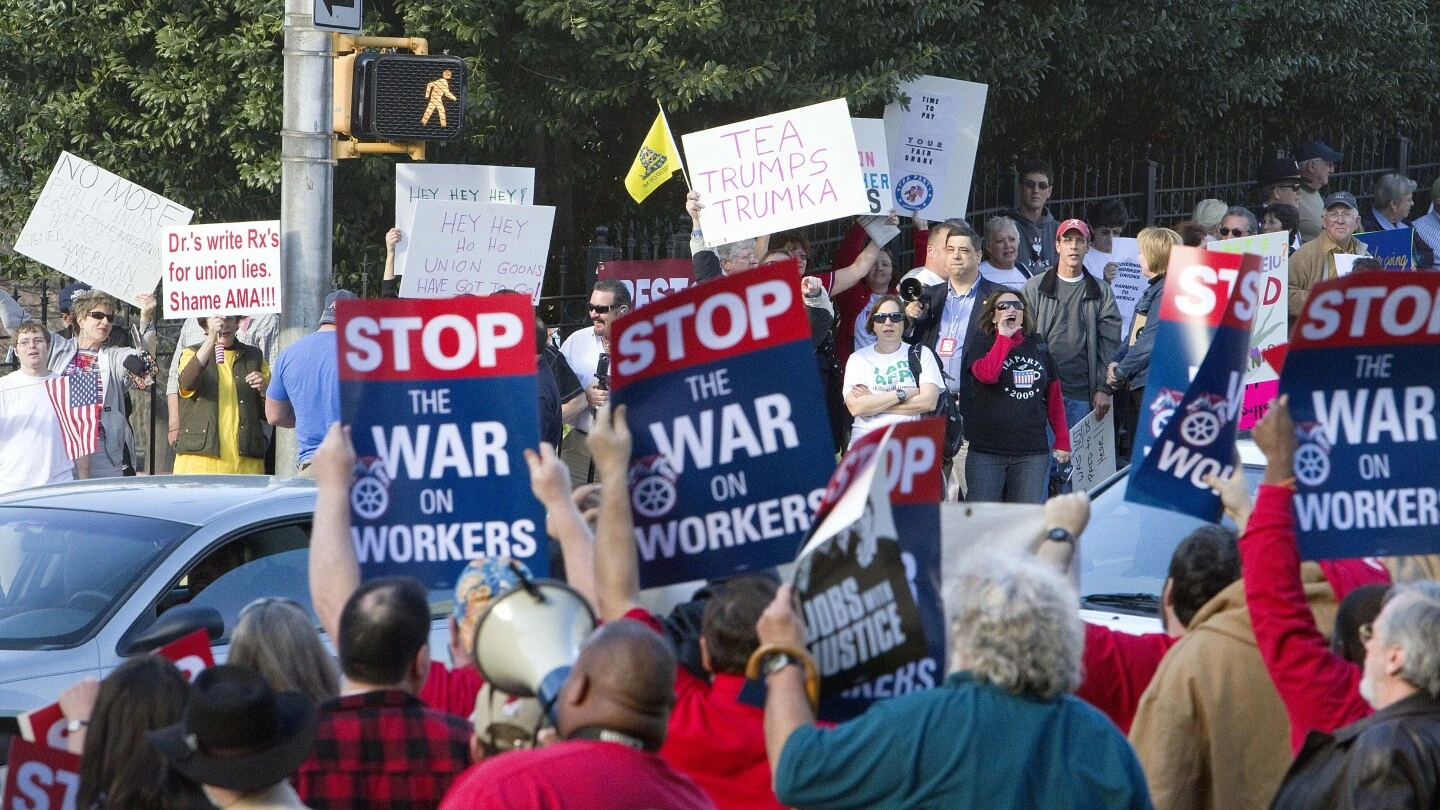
624, 108, 684, 203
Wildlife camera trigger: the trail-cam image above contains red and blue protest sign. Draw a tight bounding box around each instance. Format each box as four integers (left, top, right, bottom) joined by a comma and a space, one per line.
596, 258, 694, 311
1355, 228, 1415, 271
3, 736, 81, 810
337, 295, 546, 587
1127, 254, 1263, 520
610, 261, 836, 588
1129, 247, 1250, 470
1280, 273, 1440, 559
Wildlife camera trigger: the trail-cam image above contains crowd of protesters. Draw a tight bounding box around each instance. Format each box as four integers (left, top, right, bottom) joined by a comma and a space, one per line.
1, 137, 1439, 808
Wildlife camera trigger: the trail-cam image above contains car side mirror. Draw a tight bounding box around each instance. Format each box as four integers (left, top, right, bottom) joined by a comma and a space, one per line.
117, 604, 224, 657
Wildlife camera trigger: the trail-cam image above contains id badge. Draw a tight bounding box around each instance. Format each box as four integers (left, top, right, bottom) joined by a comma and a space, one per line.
937, 337, 957, 358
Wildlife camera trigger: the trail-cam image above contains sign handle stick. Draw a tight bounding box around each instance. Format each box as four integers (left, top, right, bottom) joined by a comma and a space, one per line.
659, 100, 693, 191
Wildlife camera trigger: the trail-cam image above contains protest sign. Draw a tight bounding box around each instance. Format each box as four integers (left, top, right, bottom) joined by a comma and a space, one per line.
337, 295, 546, 587
3, 736, 81, 810
1280, 273, 1440, 559
1356, 227, 1415, 271
1105, 238, 1144, 341
596, 258, 694, 310
1210, 231, 1291, 427
1069, 407, 1116, 493
852, 118, 892, 216
394, 164, 535, 275
794, 425, 929, 721
883, 76, 987, 220
14, 151, 194, 306
161, 221, 280, 318
610, 261, 836, 587
684, 99, 869, 247
1334, 253, 1365, 277
396, 200, 555, 304
1128, 254, 1263, 521
1129, 246, 1250, 469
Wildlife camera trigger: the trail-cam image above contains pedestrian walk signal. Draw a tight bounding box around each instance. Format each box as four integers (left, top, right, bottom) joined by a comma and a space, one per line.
351, 54, 467, 142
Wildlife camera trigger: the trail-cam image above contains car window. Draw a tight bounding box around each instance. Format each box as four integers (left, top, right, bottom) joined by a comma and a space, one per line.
0, 508, 192, 649
1078, 466, 1264, 614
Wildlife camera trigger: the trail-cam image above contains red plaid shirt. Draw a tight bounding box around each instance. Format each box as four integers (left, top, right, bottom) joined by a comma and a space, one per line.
296, 689, 472, 810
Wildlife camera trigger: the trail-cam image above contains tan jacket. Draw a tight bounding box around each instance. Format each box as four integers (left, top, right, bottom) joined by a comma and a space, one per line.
1287, 231, 1367, 325
1128, 564, 1340, 810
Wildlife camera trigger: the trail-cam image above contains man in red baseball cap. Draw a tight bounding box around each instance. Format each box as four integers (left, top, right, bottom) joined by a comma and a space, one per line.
1020, 218, 1122, 493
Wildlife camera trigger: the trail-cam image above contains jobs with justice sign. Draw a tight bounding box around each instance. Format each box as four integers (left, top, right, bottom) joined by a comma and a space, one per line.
337, 296, 547, 587
610, 262, 837, 588
1280, 273, 1440, 559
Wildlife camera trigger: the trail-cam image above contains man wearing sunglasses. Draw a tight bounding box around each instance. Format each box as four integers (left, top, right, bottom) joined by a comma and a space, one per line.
558, 279, 632, 488
1003, 158, 1061, 277
0, 286, 157, 478
1217, 207, 1258, 240
1254, 158, 1305, 219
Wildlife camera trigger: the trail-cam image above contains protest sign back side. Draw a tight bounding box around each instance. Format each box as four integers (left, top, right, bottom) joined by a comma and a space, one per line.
883, 76, 987, 221
337, 295, 547, 587
610, 262, 837, 587
15, 151, 194, 306
394, 164, 535, 275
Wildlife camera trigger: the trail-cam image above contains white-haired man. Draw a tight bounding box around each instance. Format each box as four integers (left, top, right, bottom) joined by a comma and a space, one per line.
756, 554, 1151, 808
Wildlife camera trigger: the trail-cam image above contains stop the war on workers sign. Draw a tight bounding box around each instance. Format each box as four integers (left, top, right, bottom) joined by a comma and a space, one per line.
1128, 253, 1263, 521
337, 295, 546, 587
1280, 273, 1440, 560
162, 221, 281, 317
684, 99, 869, 248
610, 262, 837, 588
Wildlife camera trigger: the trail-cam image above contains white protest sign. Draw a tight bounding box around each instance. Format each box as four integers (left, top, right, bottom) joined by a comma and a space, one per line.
394, 164, 535, 275
684, 98, 869, 247
852, 118, 892, 215
883, 76, 987, 220
1333, 253, 1365, 277
14, 151, 194, 306
1106, 237, 1144, 341
1208, 230, 1289, 384
397, 200, 555, 303
161, 221, 281, 317
1068, 407, 1116, 493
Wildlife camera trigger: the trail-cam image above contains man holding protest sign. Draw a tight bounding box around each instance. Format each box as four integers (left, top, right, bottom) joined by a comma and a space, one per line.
1288, 192, 1369, 327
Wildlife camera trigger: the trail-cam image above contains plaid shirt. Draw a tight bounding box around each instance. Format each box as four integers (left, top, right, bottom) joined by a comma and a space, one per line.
296, 689, 472, 810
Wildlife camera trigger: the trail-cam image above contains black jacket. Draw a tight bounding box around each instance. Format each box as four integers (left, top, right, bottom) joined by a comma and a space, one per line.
1271, 692, 1440, 809
904, 276, 1005, 359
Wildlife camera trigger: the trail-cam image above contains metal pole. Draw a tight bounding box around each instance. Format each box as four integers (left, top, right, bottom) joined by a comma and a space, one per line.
279, 0, 333, 476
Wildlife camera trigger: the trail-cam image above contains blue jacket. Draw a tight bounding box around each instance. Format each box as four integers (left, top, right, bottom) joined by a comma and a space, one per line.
774, 671, 1153, 810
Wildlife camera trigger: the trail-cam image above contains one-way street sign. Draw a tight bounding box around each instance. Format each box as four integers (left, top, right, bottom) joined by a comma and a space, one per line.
314, 0, 362, 33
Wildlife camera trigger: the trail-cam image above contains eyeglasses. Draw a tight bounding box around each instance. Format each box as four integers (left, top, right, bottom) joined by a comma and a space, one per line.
87, 311, 116, 323
872, 312, 905, 324
1323, 211, 1356, 221
588, 303, 622, 314
1218, 228, 1250, 237
995, 301, 1025, 311
239, 596, 306, 620
1359, 622, 1374, 644
1020, 180, 1051, 191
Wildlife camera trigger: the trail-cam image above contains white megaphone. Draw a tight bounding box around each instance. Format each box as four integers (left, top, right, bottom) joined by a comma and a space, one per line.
471, 574, 597, 724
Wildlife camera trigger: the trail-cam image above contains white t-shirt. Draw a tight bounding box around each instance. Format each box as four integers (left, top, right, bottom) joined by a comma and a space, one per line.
979, 262, 1028, 290
559, 326, 606, 432
901, 267, 945, 287
843, 342, 943, 447
0, 371, 75, 494
1083, 246, 1114, 280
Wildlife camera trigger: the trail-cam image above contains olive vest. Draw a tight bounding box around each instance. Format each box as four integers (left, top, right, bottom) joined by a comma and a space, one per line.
175, 341, 268, 460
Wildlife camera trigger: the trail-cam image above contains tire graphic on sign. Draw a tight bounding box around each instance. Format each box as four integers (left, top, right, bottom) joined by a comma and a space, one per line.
1152, 409, 1175, 438
1148, 388, 1185, 439
629, 455, 678, 519
1293, 422, 1333, 487
1180, 411, 1222, 447
351, 458, 392, 520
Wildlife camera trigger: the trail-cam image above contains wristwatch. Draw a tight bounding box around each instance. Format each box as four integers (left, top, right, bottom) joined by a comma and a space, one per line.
761, 651, 800, 677
1045, 527, 1075, 544
895, 389, 908, 403
66, 719, 88, 734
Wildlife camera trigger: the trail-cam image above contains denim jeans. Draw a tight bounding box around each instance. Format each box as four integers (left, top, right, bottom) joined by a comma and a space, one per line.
966, 450, 1051, 504
1048, 397, 1095, 492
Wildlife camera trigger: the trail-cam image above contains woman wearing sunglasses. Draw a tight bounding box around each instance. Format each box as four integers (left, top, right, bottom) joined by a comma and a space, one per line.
842, 295, 942, 448
960, 290, 1069, 504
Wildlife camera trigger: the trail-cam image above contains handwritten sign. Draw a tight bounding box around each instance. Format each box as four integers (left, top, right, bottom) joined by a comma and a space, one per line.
397, 200, 555, 304
1355, 227, 1414, 271
596, 258, 693, 310
14, 151, 194, 306
883, 76, 987, 220
338, 295, 547, 587
852, 118, 892, 215
161, 221, 280, 317
684, 99, 869, 247
1069, 407, 1116, 493
1281, 273, 1440, 559
394, 164, 535, 275
1106, 238, 1144, 341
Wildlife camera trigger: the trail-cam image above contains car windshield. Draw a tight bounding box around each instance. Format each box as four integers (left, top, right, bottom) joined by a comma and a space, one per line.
0, 508, 192, 649
1078, 465, 1264, 615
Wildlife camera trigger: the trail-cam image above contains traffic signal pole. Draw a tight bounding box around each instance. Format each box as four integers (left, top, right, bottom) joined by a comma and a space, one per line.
278, 0, 334, 476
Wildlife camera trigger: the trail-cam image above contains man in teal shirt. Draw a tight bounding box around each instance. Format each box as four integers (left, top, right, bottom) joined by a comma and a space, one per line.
755, 548, 1152, 809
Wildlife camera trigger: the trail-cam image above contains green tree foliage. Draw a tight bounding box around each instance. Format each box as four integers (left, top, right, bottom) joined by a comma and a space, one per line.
1, 0, 1436, 290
